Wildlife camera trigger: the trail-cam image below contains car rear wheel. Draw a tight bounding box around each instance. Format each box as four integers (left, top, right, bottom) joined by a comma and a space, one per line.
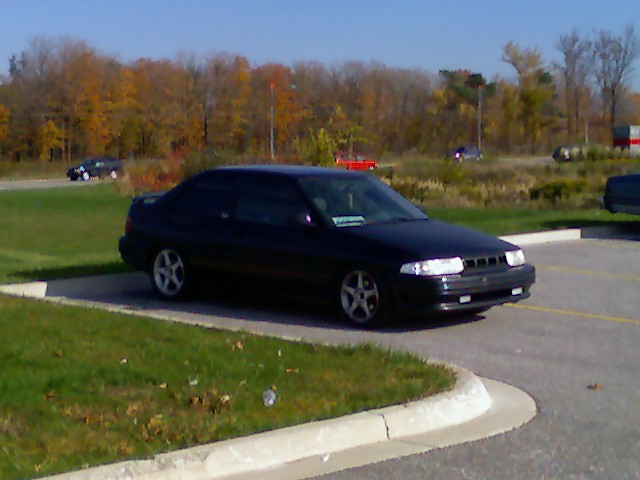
338, 268, 391, 328
151, 248, 189, 300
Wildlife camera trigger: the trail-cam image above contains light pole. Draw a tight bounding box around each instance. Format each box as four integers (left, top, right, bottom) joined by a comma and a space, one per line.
270, 82, 275, 161
477, 84, 483, 151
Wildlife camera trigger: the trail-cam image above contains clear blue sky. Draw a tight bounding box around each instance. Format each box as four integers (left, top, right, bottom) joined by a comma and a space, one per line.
1, 0, 639, 90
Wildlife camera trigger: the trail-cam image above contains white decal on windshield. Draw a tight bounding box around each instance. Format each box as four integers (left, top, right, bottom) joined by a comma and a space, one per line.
332, 215, 366, 227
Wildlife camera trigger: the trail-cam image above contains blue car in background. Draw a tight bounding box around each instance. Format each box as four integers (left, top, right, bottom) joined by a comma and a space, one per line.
449, 145, 483, 162
603, 173, 640, 215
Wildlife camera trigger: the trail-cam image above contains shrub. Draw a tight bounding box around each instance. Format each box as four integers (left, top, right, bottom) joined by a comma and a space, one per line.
118, 156, 184, 195
529, 178, 588, 204
295, 128, 336, 167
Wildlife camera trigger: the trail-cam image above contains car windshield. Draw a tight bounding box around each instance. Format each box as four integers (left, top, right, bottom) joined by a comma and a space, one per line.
298, 174, 427, 227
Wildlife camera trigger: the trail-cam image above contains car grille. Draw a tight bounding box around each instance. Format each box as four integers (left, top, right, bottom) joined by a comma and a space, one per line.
463, 254, 507, 270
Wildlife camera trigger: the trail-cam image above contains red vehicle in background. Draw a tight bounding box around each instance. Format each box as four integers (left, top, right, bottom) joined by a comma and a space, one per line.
335, 152, 378, 171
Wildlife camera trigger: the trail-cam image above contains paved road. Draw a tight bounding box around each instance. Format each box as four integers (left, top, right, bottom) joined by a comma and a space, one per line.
0, 178, 98, 191
28, 236, 640, 479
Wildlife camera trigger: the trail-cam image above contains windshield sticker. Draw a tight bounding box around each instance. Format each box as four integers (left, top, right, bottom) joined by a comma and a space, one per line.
332, 215, 366, 227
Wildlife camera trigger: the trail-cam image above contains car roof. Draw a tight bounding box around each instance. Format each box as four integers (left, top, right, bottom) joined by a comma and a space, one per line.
214, 164, 363, 178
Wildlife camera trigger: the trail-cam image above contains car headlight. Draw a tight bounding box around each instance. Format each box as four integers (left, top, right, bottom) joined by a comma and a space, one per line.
400, 257, 464, 276
505, 249, 526, 267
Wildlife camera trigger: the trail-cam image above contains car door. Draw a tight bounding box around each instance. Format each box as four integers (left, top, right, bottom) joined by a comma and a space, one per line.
228, 173, 332, 299
161, 171, 238, 275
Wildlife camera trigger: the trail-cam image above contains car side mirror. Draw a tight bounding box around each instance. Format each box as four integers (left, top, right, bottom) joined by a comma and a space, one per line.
288, 213, 318, 228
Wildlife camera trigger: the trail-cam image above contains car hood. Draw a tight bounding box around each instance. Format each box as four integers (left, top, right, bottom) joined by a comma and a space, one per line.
341, 219, 518, 261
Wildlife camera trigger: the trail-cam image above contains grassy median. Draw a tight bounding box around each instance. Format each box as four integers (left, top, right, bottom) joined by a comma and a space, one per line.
0, 295, 454, 479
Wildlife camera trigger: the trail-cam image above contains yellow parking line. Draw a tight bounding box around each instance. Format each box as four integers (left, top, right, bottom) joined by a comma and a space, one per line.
581, 240, 640, 250
507, 303, 640, 326
536, 265, 640, 282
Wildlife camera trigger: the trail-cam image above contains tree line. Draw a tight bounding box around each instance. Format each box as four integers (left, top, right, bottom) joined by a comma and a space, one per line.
0, 26, 638, 163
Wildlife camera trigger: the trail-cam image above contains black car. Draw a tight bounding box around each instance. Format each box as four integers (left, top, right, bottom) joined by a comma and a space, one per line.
552, 145, 581, 162
602, 173, 640, 215
449, 145, 483, 162
118, 166, 535, 327
67, 156, 122, 181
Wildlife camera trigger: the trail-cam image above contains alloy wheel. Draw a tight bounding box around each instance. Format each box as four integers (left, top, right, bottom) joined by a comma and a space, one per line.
340, 269, 381, 325
152, 249, 186, 298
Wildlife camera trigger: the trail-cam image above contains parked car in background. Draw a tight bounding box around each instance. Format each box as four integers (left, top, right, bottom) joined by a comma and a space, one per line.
67, 156, 122, 181
602, 173, 640, 215
552, 145, 582, 162
119, 165, 536, 328
334, 152, 378, 170
449, 145, 483, 162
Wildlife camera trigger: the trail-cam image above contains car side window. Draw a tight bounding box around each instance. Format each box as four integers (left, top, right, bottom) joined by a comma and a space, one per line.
236, 175, 309, 226
168, 172, 237, 219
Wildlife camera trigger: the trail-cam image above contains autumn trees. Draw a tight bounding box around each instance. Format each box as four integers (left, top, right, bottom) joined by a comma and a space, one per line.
0, 28, 638, 165
553, 26, 640, 144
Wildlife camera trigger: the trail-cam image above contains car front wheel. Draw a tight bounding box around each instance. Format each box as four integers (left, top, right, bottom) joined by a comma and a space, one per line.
151, 248, 189, 300
338, 269, 390, 328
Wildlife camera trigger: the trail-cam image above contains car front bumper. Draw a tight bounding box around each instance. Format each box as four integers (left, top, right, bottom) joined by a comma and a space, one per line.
390, 264, 536, 316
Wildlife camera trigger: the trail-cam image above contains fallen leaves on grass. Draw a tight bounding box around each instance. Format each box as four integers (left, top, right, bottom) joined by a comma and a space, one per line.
126, 403, 139, 417
141, 414, 167, 441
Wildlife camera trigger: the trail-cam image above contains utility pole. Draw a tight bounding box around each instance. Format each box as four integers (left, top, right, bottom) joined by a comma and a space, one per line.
477, 84, 483, 151
270, 82, 275, 161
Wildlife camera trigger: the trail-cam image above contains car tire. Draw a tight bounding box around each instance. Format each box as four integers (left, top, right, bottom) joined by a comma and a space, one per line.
82, 171, 90, 181
151, 248, 189, 300
337, 268, 392, 328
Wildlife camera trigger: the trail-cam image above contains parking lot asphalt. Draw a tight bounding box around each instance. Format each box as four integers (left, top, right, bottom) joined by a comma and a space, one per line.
2, 227, 639, 479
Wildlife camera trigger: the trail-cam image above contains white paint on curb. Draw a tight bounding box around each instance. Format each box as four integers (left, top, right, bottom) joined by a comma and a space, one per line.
500, 228, 581, 246
379, 366, 492, 439
204, 411, 389, 478
0, 280, 48, 297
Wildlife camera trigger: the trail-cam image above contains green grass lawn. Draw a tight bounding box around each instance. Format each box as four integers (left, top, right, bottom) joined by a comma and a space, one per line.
0, 295, 454, 479
0, 184, 131, 283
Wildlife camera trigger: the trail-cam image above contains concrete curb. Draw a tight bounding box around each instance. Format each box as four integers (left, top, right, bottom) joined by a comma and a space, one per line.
500, 228, 581, 246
